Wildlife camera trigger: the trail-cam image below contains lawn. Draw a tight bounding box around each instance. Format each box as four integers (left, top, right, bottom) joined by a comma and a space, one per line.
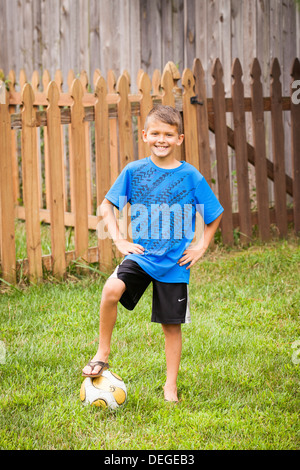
0, 237, 299, 450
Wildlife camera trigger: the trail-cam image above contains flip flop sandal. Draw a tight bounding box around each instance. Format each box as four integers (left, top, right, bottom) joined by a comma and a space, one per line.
82, 360, 109, 378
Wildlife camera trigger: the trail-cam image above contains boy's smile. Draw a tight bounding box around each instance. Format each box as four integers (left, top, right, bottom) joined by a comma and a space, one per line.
142, 120, 184, 167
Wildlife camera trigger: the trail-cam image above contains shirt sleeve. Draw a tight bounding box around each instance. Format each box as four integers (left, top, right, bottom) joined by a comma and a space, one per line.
105, 165, 132, 211
195, 176, 224, 225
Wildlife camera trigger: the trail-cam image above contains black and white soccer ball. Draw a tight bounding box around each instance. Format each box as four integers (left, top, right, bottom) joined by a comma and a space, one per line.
80, 370, 127, 410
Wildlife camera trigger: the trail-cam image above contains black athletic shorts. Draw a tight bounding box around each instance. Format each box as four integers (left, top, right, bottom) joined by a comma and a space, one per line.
109, 259, 191, 324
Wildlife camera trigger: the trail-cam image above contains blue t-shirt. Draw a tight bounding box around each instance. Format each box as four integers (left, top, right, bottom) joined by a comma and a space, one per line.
105, 157, 224, 283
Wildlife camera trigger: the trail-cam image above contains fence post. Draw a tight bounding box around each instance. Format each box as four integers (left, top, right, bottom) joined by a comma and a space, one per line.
94, 75, 113, 269
250, 58, 271, 241
231, 59, 252, 243
291, 58, 300, 236
270, 58, 288, 238
46, 81, 66, 278
70, 78, 89, 262
21, 83, 43, 282
211, 59, 234, 245
0, 85, 16, 284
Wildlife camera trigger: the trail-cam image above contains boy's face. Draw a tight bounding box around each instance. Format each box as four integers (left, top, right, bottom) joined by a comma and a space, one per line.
142, 119, 184, 160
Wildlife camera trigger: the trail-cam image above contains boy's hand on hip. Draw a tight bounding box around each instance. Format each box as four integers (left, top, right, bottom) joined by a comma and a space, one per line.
115, 239, 145, 256
177, 246, 206, 269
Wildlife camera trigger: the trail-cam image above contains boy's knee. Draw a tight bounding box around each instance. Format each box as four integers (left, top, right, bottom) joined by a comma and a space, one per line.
102, 279, 126, 304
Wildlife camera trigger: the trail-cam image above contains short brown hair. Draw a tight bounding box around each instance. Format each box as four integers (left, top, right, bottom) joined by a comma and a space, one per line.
144, 105, 183, 135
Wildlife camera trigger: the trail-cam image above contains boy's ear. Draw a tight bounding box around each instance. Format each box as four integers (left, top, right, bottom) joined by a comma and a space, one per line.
177, 134, 184, 146
142, 129, 148, 143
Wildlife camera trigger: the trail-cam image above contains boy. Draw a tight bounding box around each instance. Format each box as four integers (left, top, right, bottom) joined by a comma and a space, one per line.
82, 105, 223, 402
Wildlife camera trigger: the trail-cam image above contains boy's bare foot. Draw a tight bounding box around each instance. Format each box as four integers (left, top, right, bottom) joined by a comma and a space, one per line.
163, 385, 179, 402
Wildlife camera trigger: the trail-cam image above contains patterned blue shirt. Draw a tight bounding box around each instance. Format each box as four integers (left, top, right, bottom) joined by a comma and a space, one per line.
105, 157, 224, 283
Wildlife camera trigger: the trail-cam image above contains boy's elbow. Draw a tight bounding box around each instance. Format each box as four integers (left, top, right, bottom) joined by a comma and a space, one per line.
98, 199, 113, 217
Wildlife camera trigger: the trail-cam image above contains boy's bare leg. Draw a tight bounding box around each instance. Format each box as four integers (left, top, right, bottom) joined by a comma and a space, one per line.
161, 323, 182, 402
82, 278, 126, 376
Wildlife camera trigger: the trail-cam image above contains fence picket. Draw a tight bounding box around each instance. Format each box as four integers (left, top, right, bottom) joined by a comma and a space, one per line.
42, 70, 51, 210
291, 58, 300, 235
21, 83, 43, 282
54, 69, 67, 211
161, 68, 182, 161
182, 68, 199, 170
80, 70, 93, 215
193, 58, 211, 185
107, 70, 119, 185
0, 87, 16, 283
270, 58, 288, 237
212, 59, 234, 244
8, 70, 20, 204
231, 59, 252, 243
46, 81, 66, 278
250, 58, 270, 240
70, 78, 89, 261
67, 70, 76, 213
138, 71, 153, 159
94, 75, 113, 269
117, 73, 134, 170
161, 69, 175, 107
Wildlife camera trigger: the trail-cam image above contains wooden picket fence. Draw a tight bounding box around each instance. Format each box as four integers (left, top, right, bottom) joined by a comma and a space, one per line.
0, 58, 299, 284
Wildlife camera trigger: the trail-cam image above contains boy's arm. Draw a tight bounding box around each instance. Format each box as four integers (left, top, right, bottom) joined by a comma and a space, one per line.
99, 199, 144, 256
177, 213, 223, 269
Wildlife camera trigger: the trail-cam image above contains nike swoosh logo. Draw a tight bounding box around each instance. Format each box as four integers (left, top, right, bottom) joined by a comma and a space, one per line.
178, 298, 186, 302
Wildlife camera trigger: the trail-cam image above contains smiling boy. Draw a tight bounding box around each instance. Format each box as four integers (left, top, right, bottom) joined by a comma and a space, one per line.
82, 105, 223, 402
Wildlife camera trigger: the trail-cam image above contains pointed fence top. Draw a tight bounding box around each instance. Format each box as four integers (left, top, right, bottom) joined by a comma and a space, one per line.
250, 58, 262, 79
271, 58, 281, 79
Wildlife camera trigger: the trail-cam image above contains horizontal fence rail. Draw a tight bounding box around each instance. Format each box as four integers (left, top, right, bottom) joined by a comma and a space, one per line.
0, 58, 299, 284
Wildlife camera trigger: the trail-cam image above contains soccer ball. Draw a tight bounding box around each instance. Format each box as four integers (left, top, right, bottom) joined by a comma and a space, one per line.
80, 370, 127, 410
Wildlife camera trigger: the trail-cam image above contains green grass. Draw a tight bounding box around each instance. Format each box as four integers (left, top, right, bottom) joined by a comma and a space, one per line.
0, 237, 299, 450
